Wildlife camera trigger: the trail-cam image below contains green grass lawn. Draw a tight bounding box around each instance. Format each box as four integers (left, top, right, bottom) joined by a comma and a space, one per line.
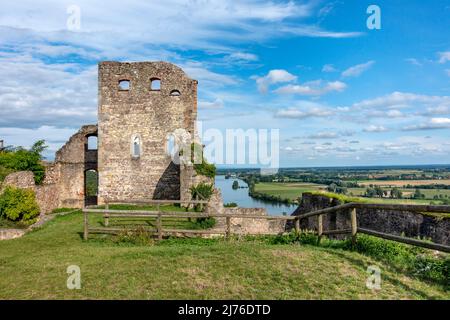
0, 211, 448, 299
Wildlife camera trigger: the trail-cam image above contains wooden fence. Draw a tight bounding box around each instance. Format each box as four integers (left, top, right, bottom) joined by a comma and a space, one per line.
295, 202, 450, 253
82, 200, 450, 253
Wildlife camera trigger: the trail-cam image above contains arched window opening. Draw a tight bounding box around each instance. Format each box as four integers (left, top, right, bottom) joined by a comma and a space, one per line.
85, 170, 98, 197
87, 136, 98, 150
166, 134, 176, 157
119, 80, 130, 91
131, 134, 141, 158
150, 78, 161, 91
170, 89, 181, 96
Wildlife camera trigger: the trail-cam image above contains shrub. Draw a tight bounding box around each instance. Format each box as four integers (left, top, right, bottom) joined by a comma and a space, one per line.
191, 143, 216, 178
189, 217, 216, 230
0, 186, 40, 224
113, 226, 154, 246
190, 183, 214, 201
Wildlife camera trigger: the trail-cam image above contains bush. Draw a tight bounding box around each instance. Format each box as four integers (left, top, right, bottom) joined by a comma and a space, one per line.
0, 186, 40, 225
0, 140, 47, 184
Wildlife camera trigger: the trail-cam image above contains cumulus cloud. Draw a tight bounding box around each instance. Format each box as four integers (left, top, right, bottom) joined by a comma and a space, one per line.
0, 53, 97, 129
274, 80, 346, 96
352, 92, 450, 110
253, 69, 297, 93
363, 125, 388, 133
402, 118, 450, 131
341, 60, 375, 78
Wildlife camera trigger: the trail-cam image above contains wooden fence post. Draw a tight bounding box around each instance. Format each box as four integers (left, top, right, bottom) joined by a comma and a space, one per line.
157, 203, 162, 241
350, 208, 357, 247
104, 203, 109, 227
295, 217, 300, 235
226, 216, 231, 240
83, 209, 89, 240
317, 214, 323, 244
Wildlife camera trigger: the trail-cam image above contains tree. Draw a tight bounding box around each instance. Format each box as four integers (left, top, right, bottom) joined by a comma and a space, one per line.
391, 187, 403, 199
0, 140, 47, 184
232, 180, 239, 190
413, 188, 423, 199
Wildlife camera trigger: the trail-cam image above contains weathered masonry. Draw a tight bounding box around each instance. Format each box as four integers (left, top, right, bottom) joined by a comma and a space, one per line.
97, 62, 198, 203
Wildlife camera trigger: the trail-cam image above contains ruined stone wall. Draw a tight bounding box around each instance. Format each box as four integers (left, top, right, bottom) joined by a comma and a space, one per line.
54, 125, 98, 207
292, 193, 450, 245
98, 61, 198, 202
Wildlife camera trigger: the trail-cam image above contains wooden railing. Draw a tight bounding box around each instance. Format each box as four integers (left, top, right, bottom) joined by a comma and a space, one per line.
82, 200, 450, 253
83, 199, 296, 241
295, 203, 450, 253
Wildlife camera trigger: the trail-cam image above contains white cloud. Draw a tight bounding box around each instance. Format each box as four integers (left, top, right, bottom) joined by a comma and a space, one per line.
228, 52, 258, 62
438, 52, 450, 64
341, 60, 375, 78
275, 80, 346, 96
199, 98, 224, 109
352, 92, 450, 110
405, 58, 422, 66
0, 53, 97, 129
253, 69, 297, 93
322, 64, 338, 72
182, 62, 238, 87
275, 107, 334, 119
307, 132, 338, 139
363, 125, 388, 133
403, 118, 450, 131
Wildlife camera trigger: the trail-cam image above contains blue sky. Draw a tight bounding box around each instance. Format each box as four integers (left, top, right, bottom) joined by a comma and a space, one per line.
0, 0, 449, 167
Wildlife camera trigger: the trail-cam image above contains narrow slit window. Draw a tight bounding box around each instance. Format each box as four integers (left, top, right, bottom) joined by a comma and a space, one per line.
150, 78, 161, 91
170, 89, 181, 96
131, 135, 141, 158
119, 80, 130, 91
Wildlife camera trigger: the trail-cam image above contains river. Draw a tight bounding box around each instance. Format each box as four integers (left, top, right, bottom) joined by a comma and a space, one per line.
214, 175, 297, 216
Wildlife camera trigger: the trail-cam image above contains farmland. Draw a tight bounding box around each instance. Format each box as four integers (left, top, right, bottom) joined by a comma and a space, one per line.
219, 165, 450, 205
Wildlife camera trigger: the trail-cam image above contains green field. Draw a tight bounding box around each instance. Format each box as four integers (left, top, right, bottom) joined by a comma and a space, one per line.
254, 182, 326, 201
0, 212, 448, 299
253, 182, 449, 205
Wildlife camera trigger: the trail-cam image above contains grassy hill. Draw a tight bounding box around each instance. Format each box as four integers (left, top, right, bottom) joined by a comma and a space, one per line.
0, 211, 448, 299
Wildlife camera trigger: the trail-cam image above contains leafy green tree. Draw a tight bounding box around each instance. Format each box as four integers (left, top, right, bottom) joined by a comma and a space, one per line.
0, 140, 47, 184
232, 180, 239, 190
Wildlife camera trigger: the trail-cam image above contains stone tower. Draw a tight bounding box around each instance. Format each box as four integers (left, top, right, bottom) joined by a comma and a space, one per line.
97, 61, 198, 203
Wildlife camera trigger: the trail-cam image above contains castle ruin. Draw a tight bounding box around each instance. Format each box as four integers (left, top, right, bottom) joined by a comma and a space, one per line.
3, 61, 203, 210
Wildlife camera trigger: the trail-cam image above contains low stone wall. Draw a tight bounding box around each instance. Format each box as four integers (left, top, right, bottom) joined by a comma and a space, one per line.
1, 171, 59, 214
0, 229, 26, 240
205, 189, 286, 235
292, 193, 450, 246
